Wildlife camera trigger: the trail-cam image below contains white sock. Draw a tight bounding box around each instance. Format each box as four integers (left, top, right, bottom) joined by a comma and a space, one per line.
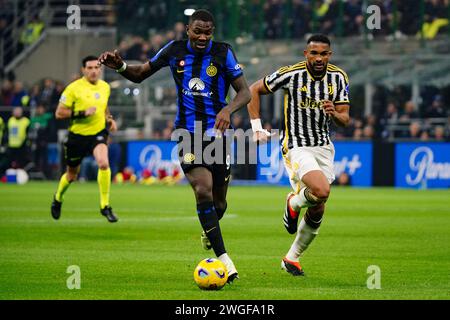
289, 187, 314, 211
218, 253, 237, 275
285, 217, 319, 261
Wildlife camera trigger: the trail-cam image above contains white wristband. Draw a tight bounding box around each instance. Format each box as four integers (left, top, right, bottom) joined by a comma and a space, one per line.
116, 62, 127, 73
251, 118, 263, 132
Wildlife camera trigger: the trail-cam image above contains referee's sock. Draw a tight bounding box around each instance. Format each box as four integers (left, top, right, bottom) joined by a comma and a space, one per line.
98, 168, 111, 209
197, 202, 226, 257
55, 173, 72, 202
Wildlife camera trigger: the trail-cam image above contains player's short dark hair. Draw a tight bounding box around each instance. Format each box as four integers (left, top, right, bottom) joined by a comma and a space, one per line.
189, 9, 215, 26
307, 34, 331, 46
82, 55, 98, 67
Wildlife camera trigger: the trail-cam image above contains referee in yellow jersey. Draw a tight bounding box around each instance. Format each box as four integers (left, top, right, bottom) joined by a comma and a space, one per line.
51, 56, 118, 222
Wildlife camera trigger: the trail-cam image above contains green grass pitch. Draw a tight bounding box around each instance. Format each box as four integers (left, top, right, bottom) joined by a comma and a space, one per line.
0, 182, 449, 300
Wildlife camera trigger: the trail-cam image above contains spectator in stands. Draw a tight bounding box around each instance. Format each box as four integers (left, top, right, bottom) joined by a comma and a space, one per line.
28, 84, 41, 109
344, 0, 364, 36
1, 80, 13, 106
40, 78, 59, 110
29, 104, 52, 177
400, 100, 420, 121
20, 14, 45, 46
173, 22, 186, 40
433, 125, 447, 141
162, 120, 174, 140
7, 107, 30, 169
11, 81, 28, 107
291, 0, 311, 38
352, 127, 363, 140
0, 115, 4, 146
424, 95, 447, 118
420, 129, 430, 141
398, 0, 421, 35
317, 0, 340, 35
264, 0, 284, 39
406, 121, 422, 139
422, 0, 449, 39
363, 124, 375, 140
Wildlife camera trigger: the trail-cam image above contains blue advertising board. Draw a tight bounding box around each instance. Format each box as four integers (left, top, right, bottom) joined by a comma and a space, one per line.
256, 142, 373, 187
395, 142, 450, 189
127, 141, 180, 175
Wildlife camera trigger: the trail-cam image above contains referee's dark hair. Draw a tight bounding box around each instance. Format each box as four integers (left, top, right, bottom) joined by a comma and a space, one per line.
82, 55, 99, 67
307, 34, 331, 46
189, 9, 215, 26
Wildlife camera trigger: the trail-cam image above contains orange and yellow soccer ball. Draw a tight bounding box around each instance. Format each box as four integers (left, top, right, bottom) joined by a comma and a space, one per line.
193, 258, 228, 290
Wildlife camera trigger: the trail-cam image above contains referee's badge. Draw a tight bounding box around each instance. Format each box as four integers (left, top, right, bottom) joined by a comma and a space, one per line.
94, 92, 100, 99
206, 64, 217, 77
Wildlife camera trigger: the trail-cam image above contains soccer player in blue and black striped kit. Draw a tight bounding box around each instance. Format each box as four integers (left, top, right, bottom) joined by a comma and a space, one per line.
99, 9, 251, 283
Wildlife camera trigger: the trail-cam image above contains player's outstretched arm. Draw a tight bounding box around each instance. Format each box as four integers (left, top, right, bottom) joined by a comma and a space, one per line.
214, 75, 251, 133
248, 79, 272, 142
98, 50, 152, 83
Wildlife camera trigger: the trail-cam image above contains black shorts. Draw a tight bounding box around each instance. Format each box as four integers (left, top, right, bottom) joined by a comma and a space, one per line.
177, 132, 231, 187
64, 129, 108, 167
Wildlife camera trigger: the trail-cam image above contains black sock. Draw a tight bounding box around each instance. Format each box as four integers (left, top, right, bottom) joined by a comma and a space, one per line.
215, 202, 227, 221
197, 201, 226, 257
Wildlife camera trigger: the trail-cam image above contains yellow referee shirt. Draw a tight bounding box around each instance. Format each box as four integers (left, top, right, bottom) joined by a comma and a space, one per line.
59, 77, 110, 136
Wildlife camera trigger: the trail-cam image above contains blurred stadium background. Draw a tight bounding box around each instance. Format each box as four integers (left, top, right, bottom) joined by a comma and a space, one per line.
0, 0, 449, 189
0, 0, 449, 301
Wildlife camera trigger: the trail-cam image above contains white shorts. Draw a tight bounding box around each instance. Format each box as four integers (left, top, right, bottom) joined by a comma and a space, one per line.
282, 143, 335, 193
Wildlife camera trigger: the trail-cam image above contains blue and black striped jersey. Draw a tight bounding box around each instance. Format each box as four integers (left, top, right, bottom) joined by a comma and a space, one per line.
149, 40, 244, 133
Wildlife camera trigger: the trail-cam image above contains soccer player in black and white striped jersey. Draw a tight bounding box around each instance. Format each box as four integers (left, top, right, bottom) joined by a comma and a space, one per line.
247, 34, 350, 276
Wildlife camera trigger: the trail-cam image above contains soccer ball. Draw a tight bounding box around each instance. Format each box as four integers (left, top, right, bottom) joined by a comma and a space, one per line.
193, 258, 228, 290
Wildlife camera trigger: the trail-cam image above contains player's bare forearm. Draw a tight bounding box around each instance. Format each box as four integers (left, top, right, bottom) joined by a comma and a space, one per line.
120, 63, 152, 83
247, 79, 270, 119
98, 50, 152, 83
214, 76, 250, 132
330, 104, 350, 127
223, 76, 251, 114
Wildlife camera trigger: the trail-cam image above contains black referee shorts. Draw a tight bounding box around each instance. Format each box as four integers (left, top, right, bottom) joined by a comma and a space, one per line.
64, 129, 108, 167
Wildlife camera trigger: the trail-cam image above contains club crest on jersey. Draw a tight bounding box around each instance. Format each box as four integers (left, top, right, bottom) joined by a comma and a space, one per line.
206, 64, 217, 77
179, 60, 185, 67
328, 84, 334, 95
188, 78, 205, 91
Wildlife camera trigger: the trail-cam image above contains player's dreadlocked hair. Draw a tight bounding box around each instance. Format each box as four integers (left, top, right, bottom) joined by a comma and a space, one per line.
307, 34, 331, 46
189, 9, 215, 26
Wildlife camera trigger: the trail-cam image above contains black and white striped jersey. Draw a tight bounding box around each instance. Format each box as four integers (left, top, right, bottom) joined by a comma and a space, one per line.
263, 61, 350, 149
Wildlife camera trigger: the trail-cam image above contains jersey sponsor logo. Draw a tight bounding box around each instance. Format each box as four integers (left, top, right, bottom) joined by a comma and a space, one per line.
183, 153, 196, 163
206, 64, 217, 77
234, 63, 241, 70
96, 135, 105, 141
188, 78, 205, 91
345, 84, 350, 94
299, 97, 323, 109
60, 95, 66, 103
182, 78, 213, 97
